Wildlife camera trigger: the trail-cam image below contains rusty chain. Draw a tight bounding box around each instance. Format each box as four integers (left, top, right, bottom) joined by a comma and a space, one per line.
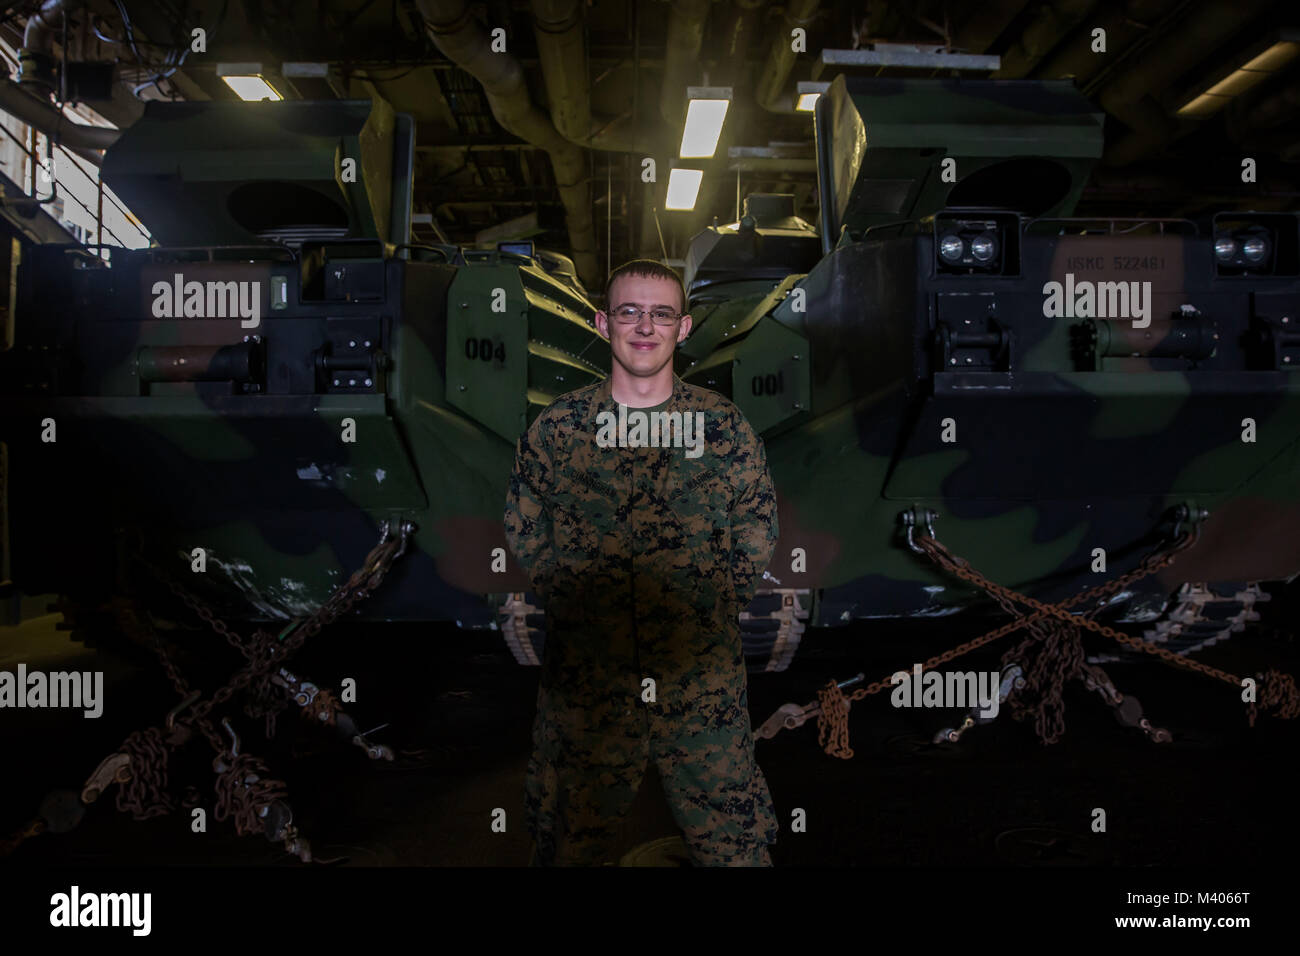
70, 521, 415, 845
213, 752, 290, 838
302, 687, 342, 726
135, 521, 412, 754
114, 727, 175, 820
988, 542, 1168, 744
1248, 669, 1300, 725
919, 532, 1231, 685
815, 523, 1295, 758
0, 819, 45, 858
999, 622, 1083, 745
917, 531, 1298, 726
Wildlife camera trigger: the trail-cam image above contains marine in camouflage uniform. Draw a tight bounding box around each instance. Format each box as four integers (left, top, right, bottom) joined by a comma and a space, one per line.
504, 369, 780, 866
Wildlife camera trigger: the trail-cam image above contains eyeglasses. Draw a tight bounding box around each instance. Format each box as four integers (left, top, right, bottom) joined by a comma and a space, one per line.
611, 305, 682, 326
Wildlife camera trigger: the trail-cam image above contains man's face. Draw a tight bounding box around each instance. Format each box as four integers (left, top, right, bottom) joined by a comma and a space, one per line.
594, 274, 693, 379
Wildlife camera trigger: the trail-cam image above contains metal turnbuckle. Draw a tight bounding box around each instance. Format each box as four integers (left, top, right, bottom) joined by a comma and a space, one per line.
755, 673, 865, 739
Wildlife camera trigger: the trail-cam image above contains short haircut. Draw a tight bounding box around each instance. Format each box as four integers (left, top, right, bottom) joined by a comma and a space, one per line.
604, 258, 686, 313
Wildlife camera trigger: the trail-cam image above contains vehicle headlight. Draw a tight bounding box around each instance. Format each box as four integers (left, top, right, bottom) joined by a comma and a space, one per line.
1213, 236, 1237, 261
939, 234, 965, 262
1242, 236, 1268, 262
1211, 213, 1293, 277
969, 233, 997, 262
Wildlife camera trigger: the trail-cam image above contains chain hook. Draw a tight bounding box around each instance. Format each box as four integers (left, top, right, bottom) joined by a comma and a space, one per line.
1168, 502, 1209, 545
900, 507, 940, 554
221, 717, 240, 758
393, 520, 417, 559
165, 690, 201, 731
900, 510, 923, 554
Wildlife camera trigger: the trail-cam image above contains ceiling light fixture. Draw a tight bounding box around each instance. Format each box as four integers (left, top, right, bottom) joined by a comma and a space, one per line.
665, 168, 704, 210
795, 81, 829, 112
679, 87, 731, 159
217, 63, 283, 101
1175, 34, 1300, 118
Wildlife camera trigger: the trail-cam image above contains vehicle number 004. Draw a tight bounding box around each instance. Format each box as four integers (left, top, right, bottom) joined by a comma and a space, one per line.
465, 337, 506, 363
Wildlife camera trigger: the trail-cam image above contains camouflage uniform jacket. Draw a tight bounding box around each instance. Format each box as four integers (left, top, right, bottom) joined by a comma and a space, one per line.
504, 372, 779, 740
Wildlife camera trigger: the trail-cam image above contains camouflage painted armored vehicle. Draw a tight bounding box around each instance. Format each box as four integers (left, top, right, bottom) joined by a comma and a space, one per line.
0, 98, 609, 641
3, 81, 1296, 680
672, 76, 1300, 671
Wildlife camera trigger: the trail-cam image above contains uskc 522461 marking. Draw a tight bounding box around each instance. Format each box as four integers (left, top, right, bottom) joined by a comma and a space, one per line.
1112, 255, 1166, 270
1065, 256, 1167, 271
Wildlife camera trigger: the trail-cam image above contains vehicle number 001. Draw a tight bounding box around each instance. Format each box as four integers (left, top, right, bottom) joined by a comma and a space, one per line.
754, 369, 780, 395
751, 371, 784, 396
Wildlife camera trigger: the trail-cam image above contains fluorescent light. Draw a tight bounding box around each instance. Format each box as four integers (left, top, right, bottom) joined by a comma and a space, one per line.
796, 81, 829, 112
1176, 37, 1300, 117
679, 87, 731, 158
665, 168, 703, 210
679, 99, 728, 157
221, 75, 282, 101
217, 64, 283, 101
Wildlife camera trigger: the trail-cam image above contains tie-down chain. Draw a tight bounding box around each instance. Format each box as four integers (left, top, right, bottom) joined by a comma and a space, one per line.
0, 520, 414, 861
757, 506, 1299, 758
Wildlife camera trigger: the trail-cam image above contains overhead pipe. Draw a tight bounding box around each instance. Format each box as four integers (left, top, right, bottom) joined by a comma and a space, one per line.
529, 0, 665, 153
1093, 0, 1273, 165
23, 0, 76, 54
658, 0, 711, 127
530, 0, 590, 144
718, 0, 766, 88
18, 0, 80, 95
0, 78, 119, 165
755, 0, 820, 113
416, 0, 599, 287
3, 0, 116, 166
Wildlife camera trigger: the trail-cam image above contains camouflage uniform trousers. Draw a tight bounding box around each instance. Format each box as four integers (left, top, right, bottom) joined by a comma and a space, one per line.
524, 713, 776, 867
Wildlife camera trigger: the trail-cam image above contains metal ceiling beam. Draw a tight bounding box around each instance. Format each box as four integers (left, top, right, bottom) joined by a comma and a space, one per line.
991, 0, 1098, 79
1031, 0, 1183, 86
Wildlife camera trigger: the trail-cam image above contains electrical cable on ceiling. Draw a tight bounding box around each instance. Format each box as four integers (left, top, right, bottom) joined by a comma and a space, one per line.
110, 0, 144, 62
92, 0, 229, 99
132, 45, 191, 99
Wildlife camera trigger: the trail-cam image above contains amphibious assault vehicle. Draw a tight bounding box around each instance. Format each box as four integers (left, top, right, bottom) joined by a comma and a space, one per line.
1, 79, 1296, 675
674, 77, 1299, 670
